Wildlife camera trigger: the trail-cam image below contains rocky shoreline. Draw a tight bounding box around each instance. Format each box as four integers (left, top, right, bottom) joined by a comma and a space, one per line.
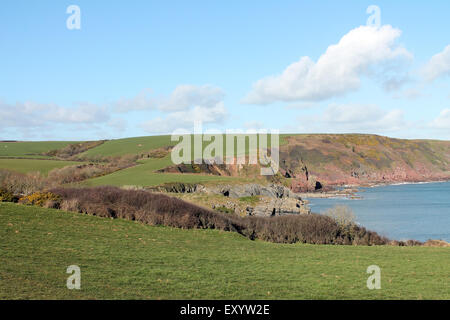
149, 178, 450, 217
150, 182, 311, 217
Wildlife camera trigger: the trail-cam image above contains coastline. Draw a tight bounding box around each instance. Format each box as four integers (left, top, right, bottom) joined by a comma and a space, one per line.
300, 178, 450, 199
303, 180, 450, 243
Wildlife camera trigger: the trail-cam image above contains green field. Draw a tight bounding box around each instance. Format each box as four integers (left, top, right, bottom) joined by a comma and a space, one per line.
85, 157, 234, 187
0, 159, 82, 174
1, 202, 448, 299
0, 141, 80, 158
0, 135, 292, 187
81, 134, 289, 158
81, 136, 176, 158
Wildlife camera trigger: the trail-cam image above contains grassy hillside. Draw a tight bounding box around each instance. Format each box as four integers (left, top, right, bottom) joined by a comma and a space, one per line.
0, 141, 80, 158
82, 134, 289, 158
81, 134, 288, 186
1, 202, 448, 299
84, 157, 235, 187
0, 159, 82, 175
1, 134, 449, 189
81, 136, 175, 158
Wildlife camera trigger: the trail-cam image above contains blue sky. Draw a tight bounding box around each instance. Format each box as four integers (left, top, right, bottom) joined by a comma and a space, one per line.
1, 0, 450, 140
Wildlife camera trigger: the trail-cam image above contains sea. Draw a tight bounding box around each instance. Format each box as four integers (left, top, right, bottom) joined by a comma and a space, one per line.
306, 181, 450, 242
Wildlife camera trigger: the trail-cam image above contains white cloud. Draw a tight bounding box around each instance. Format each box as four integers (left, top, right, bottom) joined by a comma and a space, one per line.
430, 108, 450, 129
157, 85, 225, 112
297, 103, 405, 133
395, 87, 424, 100
0, 84, 227, 139
135, 84, 228, 134
0, 100, 109, 129
141, 102, 227, 134
114, 85, 224, 112
114, 88, 155, 112
243, 25, 412, 104
422, 45, 450, 82
284, 102, 317, 109
108, 118, 127, 133
0, 100, 111, 140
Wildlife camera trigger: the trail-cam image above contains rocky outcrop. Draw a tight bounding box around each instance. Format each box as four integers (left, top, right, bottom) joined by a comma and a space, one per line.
246, 197, 310, 216
157, 163, 232, 176
149, 182, 201, 193
206, 183, 302, 200
167, 183, 311, 217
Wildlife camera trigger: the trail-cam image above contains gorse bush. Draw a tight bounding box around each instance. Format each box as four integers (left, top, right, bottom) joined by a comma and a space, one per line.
19, 192, 61, 207
49, 186, 391, 246
0, 188, 18, 202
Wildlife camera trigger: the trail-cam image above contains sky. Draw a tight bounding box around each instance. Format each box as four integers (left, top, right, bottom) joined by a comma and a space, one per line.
1, 0, 450, 141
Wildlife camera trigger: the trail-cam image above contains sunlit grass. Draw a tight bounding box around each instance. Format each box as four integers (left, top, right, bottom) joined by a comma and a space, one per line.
1, 202, 448, 300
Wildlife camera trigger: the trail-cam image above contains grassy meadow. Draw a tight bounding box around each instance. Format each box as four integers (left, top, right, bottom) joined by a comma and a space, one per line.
82, 134, 289, 158
84, 157, 235, 187
0, 141, 79, 158
1, 202, 448, 300
1, 136, 449, 300
80, 135, 176, 158
0, 159, 83, 175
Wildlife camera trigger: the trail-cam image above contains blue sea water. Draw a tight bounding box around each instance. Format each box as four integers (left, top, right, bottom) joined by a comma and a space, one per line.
306, 182, 450, 242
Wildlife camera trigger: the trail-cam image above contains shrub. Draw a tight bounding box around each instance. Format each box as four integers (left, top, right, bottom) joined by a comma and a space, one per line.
0, 169, 47, 196
47, 164, 114, 184
49, 186, 391, 246
60, 199, 82, 212
43, 200, 60, 209
324, 205, 355, 227
0, 187, 18, 202
214, 205, 235, 214
19, 192, 61, 207
44, 140, 106, 159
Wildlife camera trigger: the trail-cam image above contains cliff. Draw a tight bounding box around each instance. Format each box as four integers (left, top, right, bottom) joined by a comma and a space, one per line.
159, 134, 450, 191
280, 134, 450, 192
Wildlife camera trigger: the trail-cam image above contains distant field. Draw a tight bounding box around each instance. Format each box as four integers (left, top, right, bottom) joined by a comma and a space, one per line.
84, 157, 234, 187
81, 136, 176, 157
82, 134, 291, 158
0, 141, 80, 158
0, 159, 82, 175
1, 202, 448, 299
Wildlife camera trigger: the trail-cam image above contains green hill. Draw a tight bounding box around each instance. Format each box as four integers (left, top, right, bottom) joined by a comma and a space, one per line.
84, 158, 234, 187
0, 159, 83, 175
1, 202, 448, 299
80, 135, 175, 158
1, 134, 449, 189
0, 141, 80, 158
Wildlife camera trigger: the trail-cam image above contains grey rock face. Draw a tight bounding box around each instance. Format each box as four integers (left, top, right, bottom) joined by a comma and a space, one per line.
209, 183, 301, 200
205, 184, 310, 217
150, 182, 311, 217
250, 198, 310, 217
